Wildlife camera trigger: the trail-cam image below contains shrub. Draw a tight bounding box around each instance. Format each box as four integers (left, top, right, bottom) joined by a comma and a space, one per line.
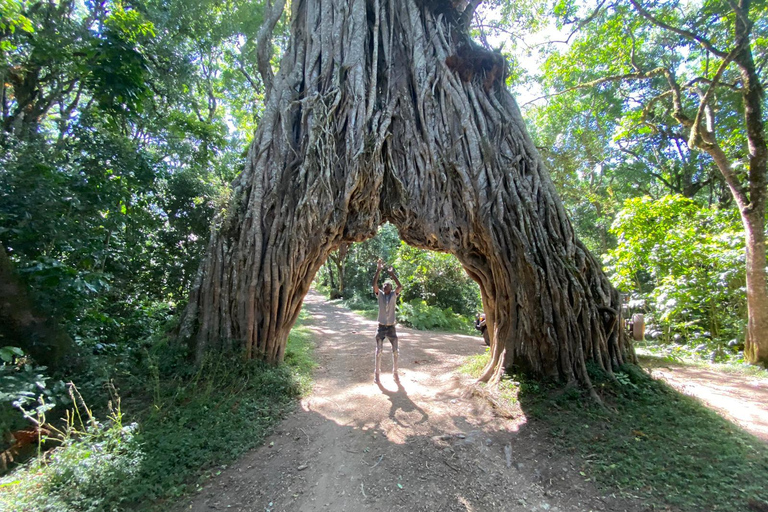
0, 322, 315, 511
605, 195, 745, 350
394, 244, 482, 317
397, 300, 474, 334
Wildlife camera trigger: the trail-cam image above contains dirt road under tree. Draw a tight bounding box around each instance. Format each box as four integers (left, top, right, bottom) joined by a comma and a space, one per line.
178, 291, 666, 512
641, 356, 768, 442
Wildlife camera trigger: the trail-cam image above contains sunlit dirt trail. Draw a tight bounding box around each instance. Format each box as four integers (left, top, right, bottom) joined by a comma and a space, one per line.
177, 291, 650, 512
642, 357, 768, 442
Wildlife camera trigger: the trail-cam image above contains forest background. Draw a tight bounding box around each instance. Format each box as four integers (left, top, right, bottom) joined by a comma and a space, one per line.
0, 0, 766, 509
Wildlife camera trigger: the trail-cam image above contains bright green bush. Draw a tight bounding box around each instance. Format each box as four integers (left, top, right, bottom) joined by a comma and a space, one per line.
605, 195, 746, 349
397, 300, 475, 334
394, 244, 482, 317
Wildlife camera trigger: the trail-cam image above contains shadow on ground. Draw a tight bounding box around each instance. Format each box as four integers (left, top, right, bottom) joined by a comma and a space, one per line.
177, 292, 768, 512
514, 363, 768, 512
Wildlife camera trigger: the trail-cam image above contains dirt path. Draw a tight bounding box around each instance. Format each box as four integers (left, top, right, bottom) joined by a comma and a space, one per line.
178, 291, 648, 512
641, 355, 768, 442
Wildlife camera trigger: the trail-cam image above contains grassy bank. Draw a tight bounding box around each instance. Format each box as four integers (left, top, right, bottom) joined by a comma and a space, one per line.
462, 353, 768, 512
636, 350, 768, 379
0, 318, 316, 512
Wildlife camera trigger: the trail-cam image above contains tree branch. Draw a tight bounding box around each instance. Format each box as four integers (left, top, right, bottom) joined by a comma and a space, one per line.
562, 0, 608, 45
686, 76, 741, 91
256, 0, 287, 102
688, 44, 742, 151
617, 143, 679, 193
628, 0, 728, 58
660, 67, 693, 128
726, 0, 751, 30
238, 65, 261, 93
520, 67, 667, 107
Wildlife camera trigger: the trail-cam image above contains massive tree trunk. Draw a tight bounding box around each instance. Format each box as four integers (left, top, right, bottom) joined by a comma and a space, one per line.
179, 0, 634, 388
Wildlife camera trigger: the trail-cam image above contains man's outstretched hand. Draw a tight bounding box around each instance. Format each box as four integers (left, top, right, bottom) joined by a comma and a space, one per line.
377, 258, 384, 270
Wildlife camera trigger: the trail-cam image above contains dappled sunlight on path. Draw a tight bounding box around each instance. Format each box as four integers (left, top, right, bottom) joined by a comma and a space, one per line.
177, 291, 654, 512
301, 291, 501, 443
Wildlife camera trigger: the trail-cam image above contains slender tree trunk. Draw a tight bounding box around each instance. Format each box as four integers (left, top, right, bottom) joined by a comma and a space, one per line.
738, 0, 768, 366
330, 243, 349, 297
328, 265, 336, 294
179, 0, 634, 388
711, 1, 768, 366
743, 211, 768, 365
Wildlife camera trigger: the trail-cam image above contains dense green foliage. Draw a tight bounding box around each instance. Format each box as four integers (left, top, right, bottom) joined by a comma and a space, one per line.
0, 0, 283, 369
317, 224, 483, 334
0, 0, 278, 352
606, 195, 745, 349
0, 319, 314, 511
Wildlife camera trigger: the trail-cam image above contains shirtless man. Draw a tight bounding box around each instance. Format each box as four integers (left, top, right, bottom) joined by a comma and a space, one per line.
372, 259, 403, 384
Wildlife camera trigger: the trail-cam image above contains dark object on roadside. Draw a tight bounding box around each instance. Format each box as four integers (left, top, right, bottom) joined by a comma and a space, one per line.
748, 498, 768, 512
626, 313, 645, 341
1, 427, 52, 473
728, 339, 745, 352
475, 313, 490, 346
621, 294, 645, 341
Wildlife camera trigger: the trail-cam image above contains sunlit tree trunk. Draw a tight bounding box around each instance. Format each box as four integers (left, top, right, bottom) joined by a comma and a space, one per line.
683, 0, 768, 366
736, 4, 768, 366
179, 0, 634, 388
743, 213, 768, 365
327, 243, 349, 298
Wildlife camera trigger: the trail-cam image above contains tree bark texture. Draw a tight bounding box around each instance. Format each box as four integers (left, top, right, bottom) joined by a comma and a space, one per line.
684, 0, 768, 366
179, 0, 635, 387
735, 2, 768, 366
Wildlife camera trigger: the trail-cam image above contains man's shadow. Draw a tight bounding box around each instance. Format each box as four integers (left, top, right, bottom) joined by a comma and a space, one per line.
376, 379, 429, 427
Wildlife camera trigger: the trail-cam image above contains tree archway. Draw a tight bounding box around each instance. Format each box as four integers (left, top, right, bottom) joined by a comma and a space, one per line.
178, 0, 635, 389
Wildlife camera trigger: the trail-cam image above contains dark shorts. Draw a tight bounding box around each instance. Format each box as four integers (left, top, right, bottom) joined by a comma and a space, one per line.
376, 324, 398, 344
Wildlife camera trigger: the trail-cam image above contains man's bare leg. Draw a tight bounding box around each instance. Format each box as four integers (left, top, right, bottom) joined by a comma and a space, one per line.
393, 350, 399, 382
391, 337, 399, 382
374, 338, 383, 383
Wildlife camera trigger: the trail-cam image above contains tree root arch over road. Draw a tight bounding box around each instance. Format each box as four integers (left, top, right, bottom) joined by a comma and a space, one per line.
178, 0, 635, 391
